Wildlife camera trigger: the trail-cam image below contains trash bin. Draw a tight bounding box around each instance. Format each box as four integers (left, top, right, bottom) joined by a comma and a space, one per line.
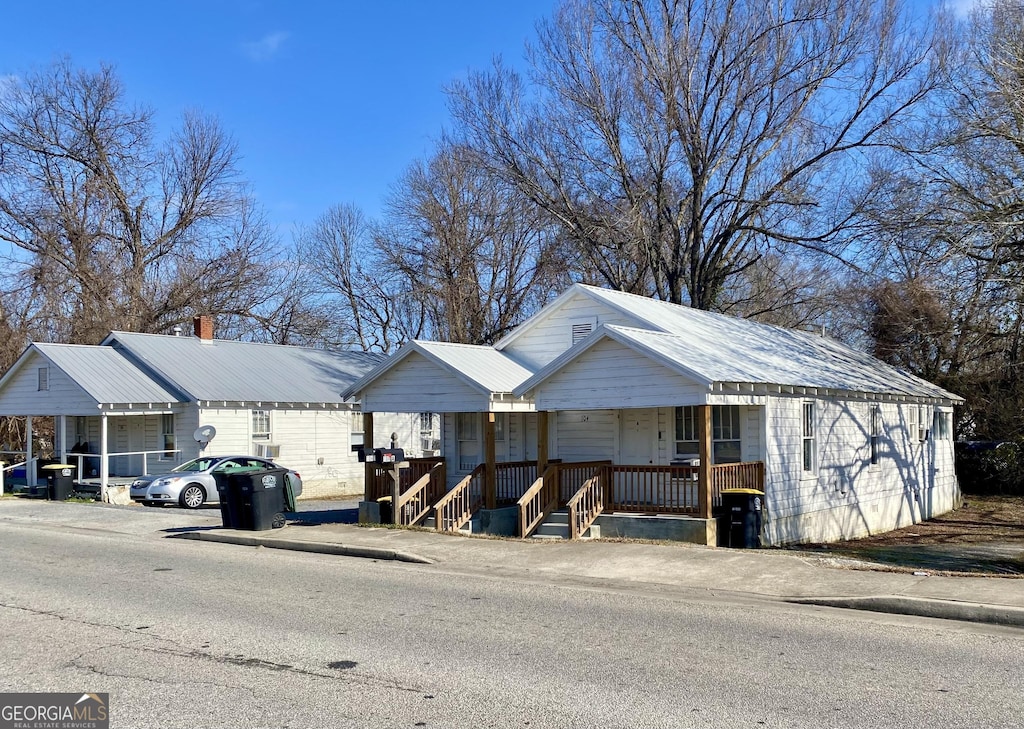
377, 496, 393, 524
720, 488, 764, 548
214, 471, 245, 528
232, 468, 289, 531
41, 463, 76, 501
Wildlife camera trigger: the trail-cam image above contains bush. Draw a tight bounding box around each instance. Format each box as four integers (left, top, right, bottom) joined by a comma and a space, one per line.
955, 441, 1024, 495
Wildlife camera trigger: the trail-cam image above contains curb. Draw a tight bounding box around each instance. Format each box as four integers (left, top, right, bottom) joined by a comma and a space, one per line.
788, 595, 1024, 628
171, 530, 433, 565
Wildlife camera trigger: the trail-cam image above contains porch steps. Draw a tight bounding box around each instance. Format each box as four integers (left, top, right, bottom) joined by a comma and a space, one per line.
421, 515, 476, 534
531, 510, 600, 540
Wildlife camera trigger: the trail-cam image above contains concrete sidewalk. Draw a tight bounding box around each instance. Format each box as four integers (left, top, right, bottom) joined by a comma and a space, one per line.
177, 514, 1024, 629
3, 498, 1023, 628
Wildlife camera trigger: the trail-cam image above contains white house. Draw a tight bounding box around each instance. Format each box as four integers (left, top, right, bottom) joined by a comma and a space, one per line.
344, 284, 963, 545
0, 317, 432, 500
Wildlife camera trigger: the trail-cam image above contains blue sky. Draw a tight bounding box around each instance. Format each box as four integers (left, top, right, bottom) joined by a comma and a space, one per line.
1, 1, 557, 234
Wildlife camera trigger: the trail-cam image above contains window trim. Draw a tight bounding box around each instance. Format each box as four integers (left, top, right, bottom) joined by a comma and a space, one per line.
252, 409, 271, 440
869, 404, 881, 466
802, 402, 816, 474
456, 413, 480, 471
160, 414, 176, 461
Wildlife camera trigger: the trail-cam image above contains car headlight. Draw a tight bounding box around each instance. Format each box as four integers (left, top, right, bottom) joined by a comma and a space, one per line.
154, 478, 178, 488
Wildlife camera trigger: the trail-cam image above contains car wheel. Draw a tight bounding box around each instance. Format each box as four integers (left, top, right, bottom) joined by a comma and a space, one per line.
179, 484, 206, 509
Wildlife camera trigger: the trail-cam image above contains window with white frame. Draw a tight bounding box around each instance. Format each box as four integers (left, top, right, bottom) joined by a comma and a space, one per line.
713, 405, 741, 463
456, 413, 480, 471
350, 410, 364, 451
869, 405, 881, 465
252, 409, 271, 440
908, 404, 929, 442
493, 413, 508, 461
933, 410, 951, 440
419, 413, 438, 454
674, 405, 741, 463
160, 414, 175, 460
802, 402, 816, 473
675, 406, 699, 458
37, 366, 49, 391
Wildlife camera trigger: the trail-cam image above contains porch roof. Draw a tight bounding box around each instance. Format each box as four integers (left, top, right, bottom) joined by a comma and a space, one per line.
514, 324, 963, 403
341, 340, 535, 400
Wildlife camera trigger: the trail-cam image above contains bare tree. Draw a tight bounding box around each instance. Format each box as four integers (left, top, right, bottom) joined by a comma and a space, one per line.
377, 140, 568, 344
0, 60, 278, 344
449, 0, 946, 310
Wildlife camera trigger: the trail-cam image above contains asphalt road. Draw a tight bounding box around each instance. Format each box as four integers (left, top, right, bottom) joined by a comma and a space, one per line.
1, 513, 1022, 728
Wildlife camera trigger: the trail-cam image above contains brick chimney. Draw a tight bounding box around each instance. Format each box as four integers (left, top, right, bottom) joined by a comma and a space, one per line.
193, 315, 214, 341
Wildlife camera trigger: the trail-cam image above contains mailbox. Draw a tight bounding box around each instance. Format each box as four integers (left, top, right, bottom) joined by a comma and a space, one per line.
374, 448, 405, 464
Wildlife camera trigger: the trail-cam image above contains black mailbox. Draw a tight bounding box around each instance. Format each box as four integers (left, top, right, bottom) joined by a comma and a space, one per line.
374, 448, 405, 464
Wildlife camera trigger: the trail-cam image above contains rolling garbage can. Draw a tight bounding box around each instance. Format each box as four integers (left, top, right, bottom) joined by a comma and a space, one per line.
720, 488, 764, 548
232, 468, 289, 531
41, 463, 76, 501
377, 496, 393, 524
214, 471, 246, 528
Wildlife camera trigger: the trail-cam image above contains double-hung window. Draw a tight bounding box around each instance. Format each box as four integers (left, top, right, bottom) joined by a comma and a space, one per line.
869, 405, 880, 465
252, 409, 271, 440
456, 413, 480, 471
674, 405, 741, 463
802, 402, 816, 473
160, 414, 175, 461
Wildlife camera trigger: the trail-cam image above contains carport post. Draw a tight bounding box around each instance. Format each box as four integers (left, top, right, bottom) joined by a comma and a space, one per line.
26, 416, 34, 489
99, 412, 109, 503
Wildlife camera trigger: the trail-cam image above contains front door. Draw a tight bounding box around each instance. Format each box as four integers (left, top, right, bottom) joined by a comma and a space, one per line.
619, 409, 654, 465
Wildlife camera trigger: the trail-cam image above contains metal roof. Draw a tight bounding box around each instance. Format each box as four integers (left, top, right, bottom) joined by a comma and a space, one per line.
33, 343, 183, 405
342, 340, 534, 400
105, 332, 383, 403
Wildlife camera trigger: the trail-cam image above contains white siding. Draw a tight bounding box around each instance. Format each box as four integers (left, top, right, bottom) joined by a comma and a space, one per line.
503, 292, 636, 370
362, 352, 488, 413
0, 351, 98, 415
555, 410, 617, 462
533, 338, 707, 410
763, 397, 959, 546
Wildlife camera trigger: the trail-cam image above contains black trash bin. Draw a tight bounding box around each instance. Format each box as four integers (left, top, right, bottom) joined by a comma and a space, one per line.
232, 468, 288, 531
377, 496, 393, 524
41, 463, 76, 501
720, 488, 764, 548
214, 471, 246, 528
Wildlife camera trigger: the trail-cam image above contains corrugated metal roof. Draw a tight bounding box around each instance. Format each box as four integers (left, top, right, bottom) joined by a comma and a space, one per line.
414, 341, 534, 393
106, 332, 383, 403
512, 285, 962, 402
603, 326, 960, 400
34, 343, 182, 404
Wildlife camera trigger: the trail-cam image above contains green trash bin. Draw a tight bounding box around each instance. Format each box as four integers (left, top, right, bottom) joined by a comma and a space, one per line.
41, 463, 76, 501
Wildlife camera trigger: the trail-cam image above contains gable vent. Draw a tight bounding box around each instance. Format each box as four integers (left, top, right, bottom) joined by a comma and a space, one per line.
571, 322, 594, 345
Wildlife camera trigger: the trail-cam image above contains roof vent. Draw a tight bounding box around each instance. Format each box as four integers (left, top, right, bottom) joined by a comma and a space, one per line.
172, 325, 183, 337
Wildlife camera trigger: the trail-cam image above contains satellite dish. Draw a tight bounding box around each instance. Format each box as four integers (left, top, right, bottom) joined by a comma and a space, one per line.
193, 425, 217, 449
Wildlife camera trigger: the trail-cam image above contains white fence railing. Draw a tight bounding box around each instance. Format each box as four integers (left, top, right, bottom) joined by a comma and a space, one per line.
0, 449, 182, 494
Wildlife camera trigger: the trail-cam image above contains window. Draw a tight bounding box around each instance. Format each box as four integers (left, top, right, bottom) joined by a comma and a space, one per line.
493, 413, 508, 461
675, 406, 698, 457
160, 414, 175, 460
802, 402, 815, 473
908, 404, 929, 442
933, 410, 951, 440
252, 409, 271, 440
869, 405, 880, 465
419, 413, 438, 454
350, 410, 364, 451
456, 413, 480, 471
674, 405, 741, 463
37, 367, 49, 391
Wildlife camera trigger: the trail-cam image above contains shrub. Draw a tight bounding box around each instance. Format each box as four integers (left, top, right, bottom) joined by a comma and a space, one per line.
955, 441, 1024, 495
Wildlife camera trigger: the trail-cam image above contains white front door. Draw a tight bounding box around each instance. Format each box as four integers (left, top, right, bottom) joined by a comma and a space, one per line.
619, 409, 654, 465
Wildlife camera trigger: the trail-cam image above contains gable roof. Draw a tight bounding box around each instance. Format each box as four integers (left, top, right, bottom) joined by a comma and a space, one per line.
341, 340, 534, 400
0, 343, 183, 406
103, 332, 383, 404
514, 324, 961, 402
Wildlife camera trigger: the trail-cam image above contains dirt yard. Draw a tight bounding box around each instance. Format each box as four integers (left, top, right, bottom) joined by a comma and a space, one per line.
791, 495, 1024, 576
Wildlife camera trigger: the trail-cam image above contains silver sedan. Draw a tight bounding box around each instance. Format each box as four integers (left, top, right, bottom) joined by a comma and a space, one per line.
129, 455, 302, 509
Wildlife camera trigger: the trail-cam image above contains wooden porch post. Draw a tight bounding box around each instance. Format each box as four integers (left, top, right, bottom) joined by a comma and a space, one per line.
484, 412, 496, 509
362, 412, 374, 502
536, 411, 548, 473
25, 415, 34, 489
697, 405, 712, 520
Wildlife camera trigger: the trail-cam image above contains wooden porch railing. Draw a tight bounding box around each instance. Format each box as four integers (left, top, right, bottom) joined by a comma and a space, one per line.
494, 460, 538, 504
396, 461, 446, 526
367, 456, 445, 503
606, 464, 701, 514
434, 464, 485, 533
710, 461, 765, 508
566, 475, 603, 540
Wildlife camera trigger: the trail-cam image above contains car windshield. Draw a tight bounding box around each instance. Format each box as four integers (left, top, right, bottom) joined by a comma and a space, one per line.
171, 458, 216, 473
